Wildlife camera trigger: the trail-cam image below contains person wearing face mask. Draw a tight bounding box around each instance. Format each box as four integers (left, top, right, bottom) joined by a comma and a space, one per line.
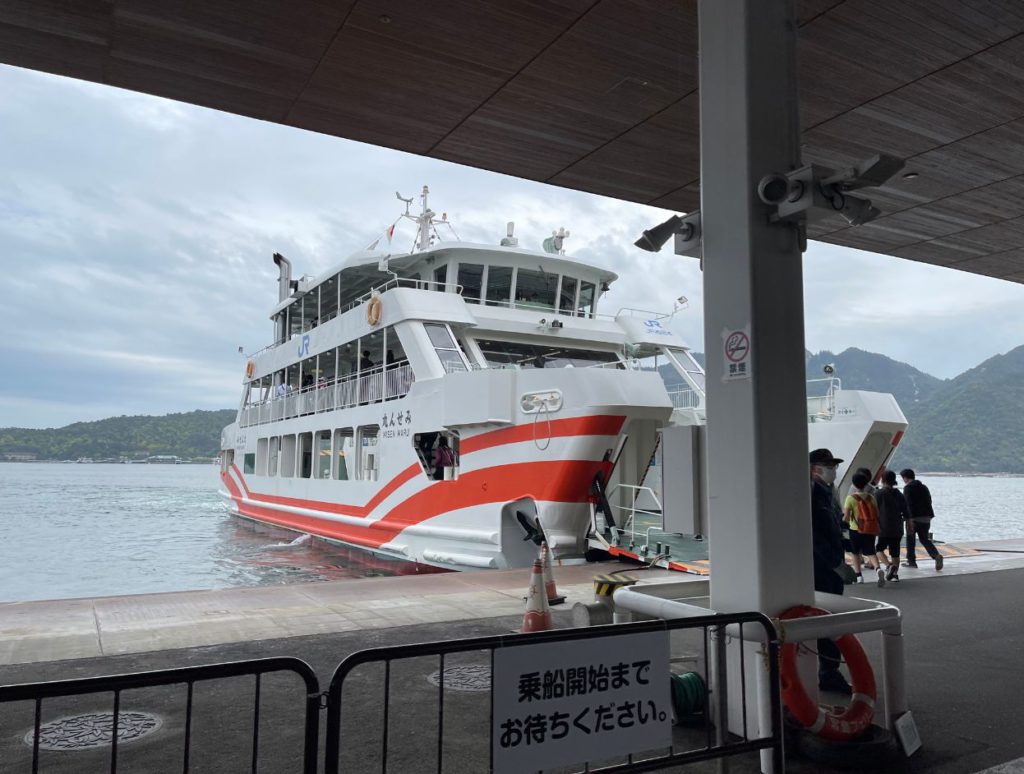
809, 448, 853, 695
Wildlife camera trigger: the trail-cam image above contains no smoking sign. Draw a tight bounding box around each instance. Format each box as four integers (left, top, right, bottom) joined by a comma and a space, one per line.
722, 327, 752, 381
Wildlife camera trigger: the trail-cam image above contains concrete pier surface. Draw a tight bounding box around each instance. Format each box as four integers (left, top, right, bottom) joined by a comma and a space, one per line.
2, 546, 1024, 772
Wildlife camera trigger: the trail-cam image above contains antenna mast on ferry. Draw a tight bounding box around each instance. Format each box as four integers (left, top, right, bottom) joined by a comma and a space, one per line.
394, 185, 457, 251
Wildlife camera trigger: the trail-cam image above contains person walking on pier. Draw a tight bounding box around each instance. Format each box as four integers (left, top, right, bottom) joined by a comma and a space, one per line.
875, 470, 909, 582
900, 468, 943, 571
843, 469, 888, 587
809, 448, 853, 695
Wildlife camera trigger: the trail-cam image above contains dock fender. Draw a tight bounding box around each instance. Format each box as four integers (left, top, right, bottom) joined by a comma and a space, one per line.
779, 605, 876, 742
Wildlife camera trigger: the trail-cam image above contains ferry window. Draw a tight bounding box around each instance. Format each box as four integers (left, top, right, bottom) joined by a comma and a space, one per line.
515, 268, 557, 311
361, 329, 384, 372
477, 339, 619, 369
268, 436, 280, 476
334, 428, 353, 480
298, 432, 313, 478
315, 430, 332, 479
243, 453, 256, 475
319, 347, 338, 383
425, 323, 468, 373
558, 276, 577, 315
281, 434, 296, 477
288, 305, 303, 339
256, 438, 269, 475
578, 281, 596, 317
458, 263, 484, 302
433, 264, 448, 289
486, 266, 513, 307
358, 425, 380, 482
320, 275, 339, 322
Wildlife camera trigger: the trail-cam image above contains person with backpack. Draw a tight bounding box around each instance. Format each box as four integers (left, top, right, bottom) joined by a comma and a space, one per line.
843, 469, 891, 586
900, 468, 944, 571
875, 470, 909, 582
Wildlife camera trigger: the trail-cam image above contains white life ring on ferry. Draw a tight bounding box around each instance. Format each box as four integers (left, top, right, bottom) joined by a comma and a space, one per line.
779, 605, 876, 741
245, 360, 255, 379
367, 296, 383, 326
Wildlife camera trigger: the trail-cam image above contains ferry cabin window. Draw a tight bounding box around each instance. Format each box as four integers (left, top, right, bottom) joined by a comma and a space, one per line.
268, 436, 280, 476
288, 305, 303, 339
425, 323, 469, 373
320, 276, 339, 323
558, 276, 577, 315
458, 263, 484, 302
358, 425, 380, 482
281, 434, 297, 477
515, 268, 557, 311
577, 281, 596, 317
298, 432, 313, 478
486, 266, 513, 307
477, 339, 620, 369
334, 428, 353, 480
315, 430, 332, 479
433, 264, 447, 289
243, 453, 256, 475
256, 438, 269, 475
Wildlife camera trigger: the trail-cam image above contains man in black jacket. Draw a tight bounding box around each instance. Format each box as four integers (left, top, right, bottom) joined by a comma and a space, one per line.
899, 468, 943, 571
810, 448, 852, 695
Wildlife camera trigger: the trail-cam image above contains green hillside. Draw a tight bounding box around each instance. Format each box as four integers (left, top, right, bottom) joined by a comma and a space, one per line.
892, 346, 1024, 474
0, 410, 236, 461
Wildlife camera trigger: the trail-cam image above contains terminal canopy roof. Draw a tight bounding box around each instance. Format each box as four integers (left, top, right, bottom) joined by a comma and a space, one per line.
4, 1, 1024, 281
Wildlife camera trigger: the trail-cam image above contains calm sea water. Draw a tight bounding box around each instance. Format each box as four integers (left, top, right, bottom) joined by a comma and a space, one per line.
1, 464, 1022, 603
0, 463, 439, 603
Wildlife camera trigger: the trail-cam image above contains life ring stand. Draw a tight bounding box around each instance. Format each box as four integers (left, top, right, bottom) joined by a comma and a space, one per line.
778, 605, 876, 742
367, 295, 383, 326
245, 360, 255, 379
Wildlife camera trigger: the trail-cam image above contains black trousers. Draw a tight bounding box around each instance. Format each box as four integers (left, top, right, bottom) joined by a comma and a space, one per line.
813, 565, 843, 678
906, 520, 940, 562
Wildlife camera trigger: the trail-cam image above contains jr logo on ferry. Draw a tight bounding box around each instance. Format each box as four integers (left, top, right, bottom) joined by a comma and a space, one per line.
643, 320, 671, 336
297, 334, 310, 358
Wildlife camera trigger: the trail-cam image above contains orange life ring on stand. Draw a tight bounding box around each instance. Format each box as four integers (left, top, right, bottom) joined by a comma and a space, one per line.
367, 295, 382, 326
245, 360, 255, 379
779, 605, 876, 741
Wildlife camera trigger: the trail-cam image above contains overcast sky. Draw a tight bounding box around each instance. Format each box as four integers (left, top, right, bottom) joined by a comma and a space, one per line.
4, 64, 1024, 429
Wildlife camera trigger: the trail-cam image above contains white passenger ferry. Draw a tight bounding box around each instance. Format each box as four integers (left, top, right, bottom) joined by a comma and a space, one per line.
219, 187, 907, 572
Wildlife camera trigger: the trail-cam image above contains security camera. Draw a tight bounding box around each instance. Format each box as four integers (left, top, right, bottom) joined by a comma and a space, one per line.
757, 173, 802, 206
830, 191, 880, 227
823, 363, 835, 376
634, 215, 684, 252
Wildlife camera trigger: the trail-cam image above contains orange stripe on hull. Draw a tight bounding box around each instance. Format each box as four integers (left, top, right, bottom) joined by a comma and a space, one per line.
222, 459, 608, 549
460, 415, 625, 455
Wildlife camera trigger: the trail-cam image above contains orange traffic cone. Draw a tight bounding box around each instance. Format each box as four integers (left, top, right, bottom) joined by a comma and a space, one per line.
540, 542, 565, 605
521, 558, 553, 632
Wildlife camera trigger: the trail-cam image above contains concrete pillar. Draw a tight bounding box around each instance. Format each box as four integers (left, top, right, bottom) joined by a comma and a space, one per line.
699, 0, 813, 615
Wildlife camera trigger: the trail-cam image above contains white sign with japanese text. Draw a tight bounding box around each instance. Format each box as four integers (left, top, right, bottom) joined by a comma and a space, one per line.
492, 631, 671, 774
722, 325, 752, 382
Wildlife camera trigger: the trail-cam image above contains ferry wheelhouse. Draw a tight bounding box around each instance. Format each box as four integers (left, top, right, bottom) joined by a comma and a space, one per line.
219, 187, 907, 571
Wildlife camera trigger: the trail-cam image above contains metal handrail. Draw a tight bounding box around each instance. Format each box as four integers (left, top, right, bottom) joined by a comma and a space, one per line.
324, 614, 782, 774
0, 657, 321, 774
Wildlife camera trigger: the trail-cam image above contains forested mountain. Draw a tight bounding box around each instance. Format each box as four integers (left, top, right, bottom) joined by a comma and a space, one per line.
0, 410, 235, 461
892, 346, 1024, 473
3, 346, 1023, 471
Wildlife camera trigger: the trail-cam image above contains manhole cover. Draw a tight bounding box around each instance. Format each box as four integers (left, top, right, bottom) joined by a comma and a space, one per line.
427, 665, 491, 692
24, 712, 162, 750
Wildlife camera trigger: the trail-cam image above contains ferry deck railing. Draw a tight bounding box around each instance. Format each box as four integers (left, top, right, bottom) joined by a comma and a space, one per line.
239, 361, 415, 428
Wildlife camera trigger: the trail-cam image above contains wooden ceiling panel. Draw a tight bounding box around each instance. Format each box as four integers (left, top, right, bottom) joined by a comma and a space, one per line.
291, 0, 593, 155
4, 1, 1024, 283
109, 12, 314, 100
549, 96, 701, 202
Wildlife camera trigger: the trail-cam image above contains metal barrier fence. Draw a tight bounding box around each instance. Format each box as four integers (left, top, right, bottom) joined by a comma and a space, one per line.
324, 614, 782, 774
0, 657, 320, 774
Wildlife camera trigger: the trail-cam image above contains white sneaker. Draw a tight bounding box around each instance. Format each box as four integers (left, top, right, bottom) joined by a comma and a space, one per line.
876, 568, 886, 587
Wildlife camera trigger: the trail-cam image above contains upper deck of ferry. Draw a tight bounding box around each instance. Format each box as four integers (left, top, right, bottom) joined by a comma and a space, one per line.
237, 206, 707, 431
